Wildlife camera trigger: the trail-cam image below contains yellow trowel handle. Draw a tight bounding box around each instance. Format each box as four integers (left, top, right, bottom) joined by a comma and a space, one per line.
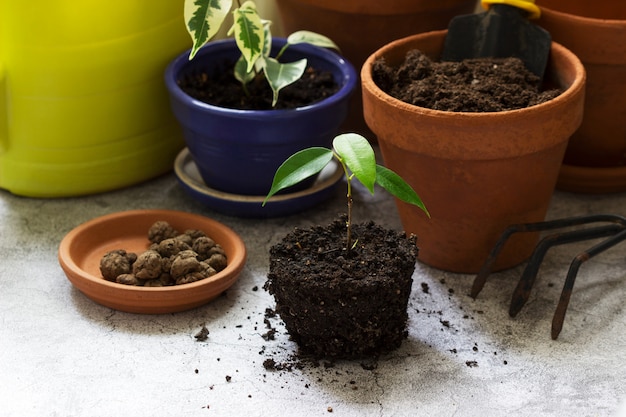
481, 0, 541, 19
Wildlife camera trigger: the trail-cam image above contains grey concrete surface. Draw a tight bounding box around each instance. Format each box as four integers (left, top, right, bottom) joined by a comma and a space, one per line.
1, 170, 625, 417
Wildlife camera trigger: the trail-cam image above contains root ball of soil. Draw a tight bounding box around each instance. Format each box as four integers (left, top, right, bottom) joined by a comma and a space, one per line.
265, 217, 418, 359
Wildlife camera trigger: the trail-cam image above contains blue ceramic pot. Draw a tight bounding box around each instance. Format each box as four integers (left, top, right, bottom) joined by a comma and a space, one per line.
165, 38, 356, 196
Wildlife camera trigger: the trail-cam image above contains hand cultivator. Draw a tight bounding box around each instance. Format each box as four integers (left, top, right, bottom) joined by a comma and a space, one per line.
471, 214, 626, 339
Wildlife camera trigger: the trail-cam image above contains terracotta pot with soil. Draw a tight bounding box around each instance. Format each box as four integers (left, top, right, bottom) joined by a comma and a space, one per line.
275, 0, 478, 136
536, 0, 626, 193
361, 30, 586, 273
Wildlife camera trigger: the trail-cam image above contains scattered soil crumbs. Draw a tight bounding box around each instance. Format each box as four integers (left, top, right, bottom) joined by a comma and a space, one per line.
178, 64, 339, 110
371, 49, 562, 112
413, 278, 513, 371
194, 325, 209, 342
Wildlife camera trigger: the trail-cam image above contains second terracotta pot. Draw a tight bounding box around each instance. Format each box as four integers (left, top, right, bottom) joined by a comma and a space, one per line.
275, 0, 478, 137
362, 30, 586, 273
536, 1, 626, 193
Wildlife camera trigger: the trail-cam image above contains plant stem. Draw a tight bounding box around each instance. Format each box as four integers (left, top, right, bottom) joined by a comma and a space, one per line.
334, 151, 354, 250
275, 44, 289, 61
334, 150, 355, 250
346, 175, 353, 251
241, 81, 250, 97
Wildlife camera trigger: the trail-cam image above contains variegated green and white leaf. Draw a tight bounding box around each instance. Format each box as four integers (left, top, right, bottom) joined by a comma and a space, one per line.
287, 30, 340, 52
253, 20, 272, 73
185, 0, 233, 59
264, 57, 307, 107
261, 19, 273, 57
232, 1, 264, 73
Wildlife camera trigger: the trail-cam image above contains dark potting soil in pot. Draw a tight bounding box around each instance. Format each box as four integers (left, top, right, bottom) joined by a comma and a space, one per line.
372, 50, 562, 112
178, 63, 339, 110
265, 217, 418, 359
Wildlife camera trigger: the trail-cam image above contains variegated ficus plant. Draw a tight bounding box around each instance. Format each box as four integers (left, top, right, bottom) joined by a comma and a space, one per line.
264, 133, 430, 250
184, 0, 339, 107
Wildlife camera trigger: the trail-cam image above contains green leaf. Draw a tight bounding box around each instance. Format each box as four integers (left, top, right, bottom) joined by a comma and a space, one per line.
333, 133, 376, 194
376, 165, 430, 217
264, 148, 334, 205
232, 1, 264, 73
234, 55, 256, 86
185, 0, 233, 59
287, 30, 340, 52
264, 57, 307, 107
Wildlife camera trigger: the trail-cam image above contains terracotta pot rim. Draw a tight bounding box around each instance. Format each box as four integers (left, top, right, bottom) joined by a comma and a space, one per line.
538, 6, 626, 65
540, 6, 626, 27
361, 30, 586, 123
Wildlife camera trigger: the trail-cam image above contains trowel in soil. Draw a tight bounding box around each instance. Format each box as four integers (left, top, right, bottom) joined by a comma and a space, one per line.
441, 0, 551, 80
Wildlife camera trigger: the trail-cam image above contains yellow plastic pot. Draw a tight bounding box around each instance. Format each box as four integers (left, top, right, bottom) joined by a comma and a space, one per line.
0, 1, 189, 197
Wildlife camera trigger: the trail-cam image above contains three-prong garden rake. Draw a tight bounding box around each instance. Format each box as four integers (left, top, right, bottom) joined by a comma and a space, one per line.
471, 214, 626, 339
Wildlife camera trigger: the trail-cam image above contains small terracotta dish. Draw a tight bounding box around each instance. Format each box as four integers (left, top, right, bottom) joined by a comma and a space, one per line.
174, 148, 343, 218
58, 210, 246, 314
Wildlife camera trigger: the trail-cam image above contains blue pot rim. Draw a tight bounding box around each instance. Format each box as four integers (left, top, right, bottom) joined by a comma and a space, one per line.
164, 37, 357, 117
